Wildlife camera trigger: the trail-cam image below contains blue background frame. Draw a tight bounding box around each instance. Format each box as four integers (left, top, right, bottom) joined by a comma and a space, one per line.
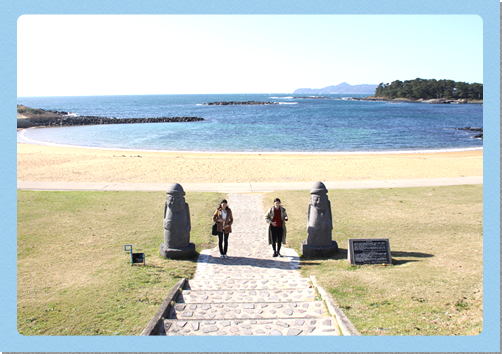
0, 0, 499, 351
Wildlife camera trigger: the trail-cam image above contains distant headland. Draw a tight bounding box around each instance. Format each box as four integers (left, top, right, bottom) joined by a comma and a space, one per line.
294, 79, 483, 103
374, 78, 483, 101
293, 82, 378, 94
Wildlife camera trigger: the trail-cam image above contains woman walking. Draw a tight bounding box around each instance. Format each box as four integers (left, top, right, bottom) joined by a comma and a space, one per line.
265, 198, 288, 257
213, 199, 233, 258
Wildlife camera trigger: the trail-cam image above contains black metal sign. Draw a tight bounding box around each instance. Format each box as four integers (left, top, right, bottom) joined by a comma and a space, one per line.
348, 238, 392, 265
124, 244, 145, 266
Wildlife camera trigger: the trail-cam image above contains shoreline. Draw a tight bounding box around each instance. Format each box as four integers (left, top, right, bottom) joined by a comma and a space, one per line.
17, 128, 483, 156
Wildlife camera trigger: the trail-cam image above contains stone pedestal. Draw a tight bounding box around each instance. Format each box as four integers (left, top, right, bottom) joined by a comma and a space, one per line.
301, 240, 338, 258
160, 242, 196, 260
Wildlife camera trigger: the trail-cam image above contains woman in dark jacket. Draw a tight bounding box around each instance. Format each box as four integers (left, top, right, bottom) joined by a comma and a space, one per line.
212, 199, 233, 258
265, 198, 288, 257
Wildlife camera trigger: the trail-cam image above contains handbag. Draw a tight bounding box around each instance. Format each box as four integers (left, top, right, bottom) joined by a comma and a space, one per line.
212, 223, 218, 236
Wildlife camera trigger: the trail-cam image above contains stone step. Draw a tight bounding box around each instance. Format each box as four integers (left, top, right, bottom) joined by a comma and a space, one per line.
194, 272, 301, 279
163, 318, 340, 336
178, 289, 317, 303
186, 278, 311, 291
193, 272, 304, 281
169, 301, 328, 320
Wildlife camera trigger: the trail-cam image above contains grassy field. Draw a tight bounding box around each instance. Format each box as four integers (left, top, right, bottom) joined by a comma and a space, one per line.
263, 185, 483, 336
17, 190, 224, 335
18, 185, 482, 336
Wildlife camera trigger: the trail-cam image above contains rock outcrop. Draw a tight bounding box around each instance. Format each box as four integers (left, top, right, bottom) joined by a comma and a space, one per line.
202, 101, 278, 106
457, 127, 483, 139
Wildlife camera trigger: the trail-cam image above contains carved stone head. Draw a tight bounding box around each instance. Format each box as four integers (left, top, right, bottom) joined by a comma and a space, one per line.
310, 181, 328, 210
166, 183, 186, 212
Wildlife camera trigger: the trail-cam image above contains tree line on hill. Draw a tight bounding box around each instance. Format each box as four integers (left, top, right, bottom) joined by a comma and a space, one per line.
374, 78, 483, 100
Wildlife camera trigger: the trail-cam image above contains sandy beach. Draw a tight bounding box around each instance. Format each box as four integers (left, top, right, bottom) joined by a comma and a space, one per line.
17, 142, 483, 183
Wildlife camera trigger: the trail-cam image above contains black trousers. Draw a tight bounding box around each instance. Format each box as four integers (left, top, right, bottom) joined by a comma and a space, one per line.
271, 226, 283, 252
217, 232, 229, 255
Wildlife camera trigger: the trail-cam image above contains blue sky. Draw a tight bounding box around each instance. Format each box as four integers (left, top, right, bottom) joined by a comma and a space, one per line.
18, 15, 483, 96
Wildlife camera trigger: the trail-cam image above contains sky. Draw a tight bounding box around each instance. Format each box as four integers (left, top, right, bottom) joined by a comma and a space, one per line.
17, 15, 483, 97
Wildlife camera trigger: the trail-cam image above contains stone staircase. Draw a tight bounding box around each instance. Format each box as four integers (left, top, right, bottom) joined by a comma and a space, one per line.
161, 193, 341, 336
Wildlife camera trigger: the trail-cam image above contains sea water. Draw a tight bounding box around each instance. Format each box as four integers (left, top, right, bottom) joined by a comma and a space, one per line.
17, 94, 483, 153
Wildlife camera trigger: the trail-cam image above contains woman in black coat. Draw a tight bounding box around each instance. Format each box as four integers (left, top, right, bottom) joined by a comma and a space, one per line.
265, 198, 288, 257
212, 199, 233, 258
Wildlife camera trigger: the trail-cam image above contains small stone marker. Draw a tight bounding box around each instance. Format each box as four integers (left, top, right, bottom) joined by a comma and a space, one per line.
348, 238, 392, 265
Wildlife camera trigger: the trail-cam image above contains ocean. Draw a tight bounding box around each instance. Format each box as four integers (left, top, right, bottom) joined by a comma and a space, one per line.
17, 94, 483, 153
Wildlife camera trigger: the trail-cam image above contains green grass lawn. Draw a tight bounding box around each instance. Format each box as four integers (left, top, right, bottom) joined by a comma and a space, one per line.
17, 190, 224, 335
263, 185, 483, 336
18, 185, 482, 336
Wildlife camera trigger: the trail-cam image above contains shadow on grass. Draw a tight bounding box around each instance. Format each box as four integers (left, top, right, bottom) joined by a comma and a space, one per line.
391, 251, 434, 265
298, 249, 434, 266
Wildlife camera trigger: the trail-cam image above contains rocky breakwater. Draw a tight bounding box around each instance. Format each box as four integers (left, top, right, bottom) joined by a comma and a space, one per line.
22, 115, 205, 127
202, 101, 278, 106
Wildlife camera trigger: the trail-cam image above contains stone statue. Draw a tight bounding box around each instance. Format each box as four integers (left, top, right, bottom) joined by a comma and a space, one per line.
159, 183, 195, 259
307, 182, 333, 247
301, 181, 338, 258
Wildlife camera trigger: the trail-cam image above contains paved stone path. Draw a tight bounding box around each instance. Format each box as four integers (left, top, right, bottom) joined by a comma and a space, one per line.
18, 176, 483, 192
162, 193, 340, 336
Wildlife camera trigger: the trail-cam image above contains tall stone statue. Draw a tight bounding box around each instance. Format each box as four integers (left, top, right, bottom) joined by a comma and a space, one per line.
301, 181, 338, 258
159, 183, 196, 259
